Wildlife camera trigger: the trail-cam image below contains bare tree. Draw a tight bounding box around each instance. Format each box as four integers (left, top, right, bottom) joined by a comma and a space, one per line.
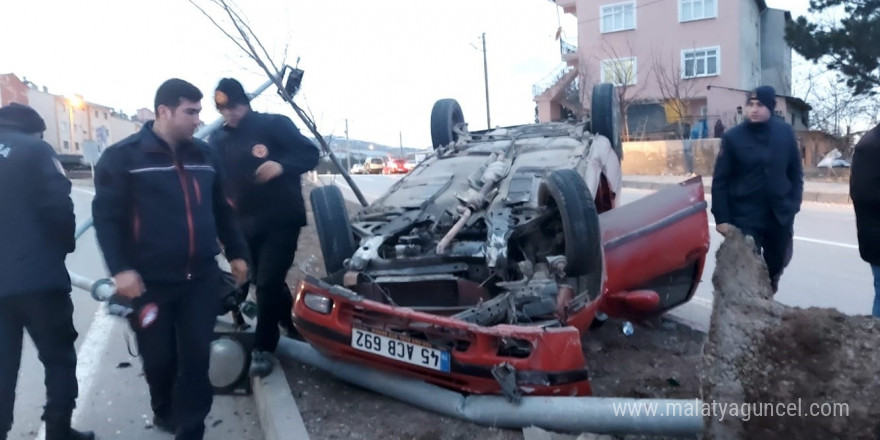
596, 40, 646, 141
651, 49, 700, 139
188, 0, 369, 206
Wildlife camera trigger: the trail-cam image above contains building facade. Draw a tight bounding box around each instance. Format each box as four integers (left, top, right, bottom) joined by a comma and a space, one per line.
535, 0, 810, 137
0, 73, 152, 159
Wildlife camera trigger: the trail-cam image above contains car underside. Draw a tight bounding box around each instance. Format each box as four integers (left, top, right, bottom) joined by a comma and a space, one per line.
293, 84, 710, 399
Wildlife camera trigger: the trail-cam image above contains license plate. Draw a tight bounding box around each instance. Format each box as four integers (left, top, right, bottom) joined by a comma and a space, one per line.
351, 326, 451, 372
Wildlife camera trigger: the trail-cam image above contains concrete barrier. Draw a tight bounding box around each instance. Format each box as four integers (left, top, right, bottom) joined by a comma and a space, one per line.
622, 139, 721, 176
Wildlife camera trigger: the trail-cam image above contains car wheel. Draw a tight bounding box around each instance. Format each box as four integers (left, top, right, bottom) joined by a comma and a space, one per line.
430, 98, 465, 149
538, 169, 603, 278
591, 83, 623, 159
310, 185, 357, 275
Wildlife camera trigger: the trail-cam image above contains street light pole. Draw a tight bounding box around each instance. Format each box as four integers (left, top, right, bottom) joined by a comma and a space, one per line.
345, 119, 350, 170
482, 32, 491, 130
399, 131, 403, 158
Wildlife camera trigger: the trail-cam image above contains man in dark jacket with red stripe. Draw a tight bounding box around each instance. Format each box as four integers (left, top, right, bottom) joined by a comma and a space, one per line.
712, 86, 803, 293
0, 104, 94, 440
92, 79, 249, 440
209, 78, 319, 377
850, 123, 880, 317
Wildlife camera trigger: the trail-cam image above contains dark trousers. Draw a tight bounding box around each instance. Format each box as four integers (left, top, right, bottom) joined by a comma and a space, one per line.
246, 226, 300, 353
741, 223, 794, 292
132, 271, 221, 440
0, 290, 78, 435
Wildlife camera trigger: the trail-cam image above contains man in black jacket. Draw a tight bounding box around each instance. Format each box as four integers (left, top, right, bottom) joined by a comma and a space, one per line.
712, 86, 804, 293
0, 104, 94, 440
92, 79, 249, 440
209, 78, 319, 377
850, 123, 880, 317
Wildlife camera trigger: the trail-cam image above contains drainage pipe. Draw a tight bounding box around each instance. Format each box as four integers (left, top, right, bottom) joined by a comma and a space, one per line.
275, 337, 703, 436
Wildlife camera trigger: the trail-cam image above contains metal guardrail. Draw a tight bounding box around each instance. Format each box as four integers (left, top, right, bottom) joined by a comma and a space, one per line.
560, 38, 577, 56
532, 62, 574, 98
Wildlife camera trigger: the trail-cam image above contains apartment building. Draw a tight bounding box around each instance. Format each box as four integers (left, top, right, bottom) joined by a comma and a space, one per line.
535, 0, 811, 137
0, 73, 152, 158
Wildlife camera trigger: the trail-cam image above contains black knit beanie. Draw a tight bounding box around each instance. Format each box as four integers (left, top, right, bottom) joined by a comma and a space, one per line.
0, 103, 46, 134
748, 86, 776, 113
214, 78, 250, 108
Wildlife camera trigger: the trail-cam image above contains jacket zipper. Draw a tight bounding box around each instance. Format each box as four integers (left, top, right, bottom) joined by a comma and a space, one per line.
175, 161, 196, 280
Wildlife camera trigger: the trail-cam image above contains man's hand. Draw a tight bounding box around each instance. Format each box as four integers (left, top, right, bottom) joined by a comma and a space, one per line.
255, 161, 283, 183
230, 259, 249, 286
114, 270, 145, 299
716, 223, 733, 236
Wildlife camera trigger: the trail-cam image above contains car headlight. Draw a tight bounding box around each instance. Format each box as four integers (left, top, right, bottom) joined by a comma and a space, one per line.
304, 292, 333, 314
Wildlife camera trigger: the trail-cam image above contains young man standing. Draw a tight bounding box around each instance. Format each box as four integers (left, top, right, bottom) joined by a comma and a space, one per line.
0, 104, 94, 440
92, 79, 248, 440
209, 78, 319, 377
712, 86, 803, 293
850, 122, 880, 316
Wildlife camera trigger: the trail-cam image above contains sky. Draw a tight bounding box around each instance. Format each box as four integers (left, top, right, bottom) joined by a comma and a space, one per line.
0, 0, 813, 149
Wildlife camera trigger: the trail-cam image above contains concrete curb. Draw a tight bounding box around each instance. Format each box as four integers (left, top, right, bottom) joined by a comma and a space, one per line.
252, 364, 311, 440
622, 180, 852, 205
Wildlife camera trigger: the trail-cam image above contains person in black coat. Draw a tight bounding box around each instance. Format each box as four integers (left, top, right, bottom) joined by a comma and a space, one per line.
711, 86, 804, 293
0, 104, 94, 440
849, 123, 880, 316
209, 78, 319, 378
92, 79, 249, 440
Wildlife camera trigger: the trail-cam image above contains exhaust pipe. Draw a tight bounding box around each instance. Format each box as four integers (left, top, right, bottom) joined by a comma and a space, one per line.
275, 338, 702, 436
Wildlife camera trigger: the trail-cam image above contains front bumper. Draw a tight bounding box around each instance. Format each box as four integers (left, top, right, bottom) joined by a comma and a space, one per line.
292, 276, 592, 397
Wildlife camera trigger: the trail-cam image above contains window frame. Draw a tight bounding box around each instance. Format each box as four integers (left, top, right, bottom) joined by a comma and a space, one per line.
679, 0, 717, 23
600, 56, 639, 87
600, 1, 637, 34
681, 46, 721, 79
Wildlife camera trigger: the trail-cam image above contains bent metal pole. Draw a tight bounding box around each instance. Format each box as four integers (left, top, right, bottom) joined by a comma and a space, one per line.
275, 337, 703, 436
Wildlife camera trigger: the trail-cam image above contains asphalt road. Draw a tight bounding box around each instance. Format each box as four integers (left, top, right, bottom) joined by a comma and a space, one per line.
320, 173, 873, 331
8, 183, 262, 440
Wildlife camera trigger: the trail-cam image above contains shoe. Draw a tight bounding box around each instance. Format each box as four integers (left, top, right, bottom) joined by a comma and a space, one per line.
152, 414, 176, 434
249, 350, 275, 378
44, 415, 94, 440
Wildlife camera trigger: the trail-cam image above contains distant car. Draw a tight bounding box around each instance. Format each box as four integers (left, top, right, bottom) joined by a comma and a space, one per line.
403, 159, 418, 172
350, 163, 366, 174
364, 157, 386, 174
382, 159, 407, 174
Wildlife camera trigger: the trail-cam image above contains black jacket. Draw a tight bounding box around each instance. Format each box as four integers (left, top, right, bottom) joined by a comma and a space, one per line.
92, 122, 248, 283
850, 124, 880, 265
209, 111, 319, 235
0, 126, 75, 298
711, 116, 804, 229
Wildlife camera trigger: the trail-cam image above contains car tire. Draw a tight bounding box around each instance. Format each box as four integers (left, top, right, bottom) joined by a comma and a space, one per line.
538, 169, 603, 278
430, 98, 465, 149
591, 83, 623, 159
310, 185, 357, 275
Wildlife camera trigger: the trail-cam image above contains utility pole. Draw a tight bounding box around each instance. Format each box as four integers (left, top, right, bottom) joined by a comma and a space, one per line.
399, 131, 403, 158
345, 119, 350, 170
482, 32, 491, 129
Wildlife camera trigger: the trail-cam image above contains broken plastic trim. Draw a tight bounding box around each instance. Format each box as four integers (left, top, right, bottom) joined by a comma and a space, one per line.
276, 337, 703, 436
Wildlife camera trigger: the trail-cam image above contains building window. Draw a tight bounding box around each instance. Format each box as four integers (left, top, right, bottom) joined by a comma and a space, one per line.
680, 0, 716, 22
63, 141, 69, 150
95, 110, 99, 118
682, 47, 719, 78
601, 57, 638, 86
601, 2, 636, 33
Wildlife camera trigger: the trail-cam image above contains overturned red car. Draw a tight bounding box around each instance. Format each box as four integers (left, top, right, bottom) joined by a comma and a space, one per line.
293, 84, 710, 398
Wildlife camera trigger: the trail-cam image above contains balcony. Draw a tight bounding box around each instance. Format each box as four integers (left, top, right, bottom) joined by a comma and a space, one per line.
551, 0, 577, 15
560, 37, 578, 66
